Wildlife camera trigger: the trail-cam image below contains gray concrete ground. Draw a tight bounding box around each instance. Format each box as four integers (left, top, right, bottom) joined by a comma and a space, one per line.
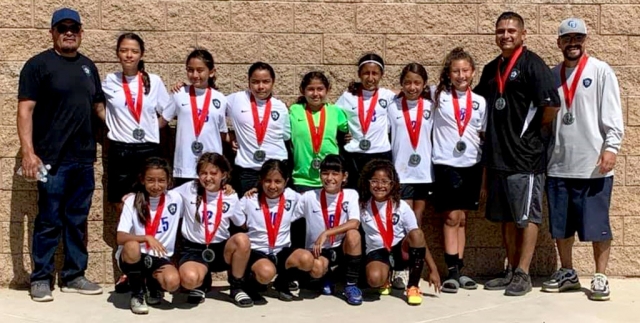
1, 278, 639, 323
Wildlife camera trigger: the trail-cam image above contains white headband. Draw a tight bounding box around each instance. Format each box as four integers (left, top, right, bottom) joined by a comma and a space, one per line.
358, 60, 384, 70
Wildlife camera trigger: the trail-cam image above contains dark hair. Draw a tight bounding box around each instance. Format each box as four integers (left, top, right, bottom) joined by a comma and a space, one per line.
496, 11, 525, 29
248, 61, 276, 81
320, 154, 347, 173
358, 159, 401, 210
194, 152, 231, 223
186, 49, 218, 90
134, 157, 173, 225
117, 33, 150, 95
348, 53, 385, 95
399, 62, 431, 100
296, 71, 331, 104
434, 47, 476, 108
257, 159, 290, 200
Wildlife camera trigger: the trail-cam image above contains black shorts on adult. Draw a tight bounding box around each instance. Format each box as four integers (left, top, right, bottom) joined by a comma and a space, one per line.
433, 163, 482, 213
320, 245, 345, 268
400, 183, 433, 201
179, 239, 229, 273
546, 176, 613, 242
366, 240, 407, 271
107, 140, 161, 203
344, 151, 392, 189
485, 170, 544, 228
118, 253, 172, 275
247, 247, 294, 274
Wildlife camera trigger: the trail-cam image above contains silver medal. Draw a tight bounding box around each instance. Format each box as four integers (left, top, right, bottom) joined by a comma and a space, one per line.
253, 150, 266, 162
132, 128, 145, 141
201, 248, 215, 263
562, 112, 575, 125
143, 255, 153, 269
359, 139, 371, 151
311, 158, 322, 170
408, 153, 421, 167
455, 141, 467, 153
191, 141, 204, 155
495, 97, 506, 110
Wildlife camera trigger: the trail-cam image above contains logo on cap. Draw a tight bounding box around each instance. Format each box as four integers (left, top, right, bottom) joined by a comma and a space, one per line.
568, 20, 578, 28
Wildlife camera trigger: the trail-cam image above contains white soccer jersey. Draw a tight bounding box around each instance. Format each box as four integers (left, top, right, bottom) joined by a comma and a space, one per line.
226, 90, 290, 169
432, 87, 487, 167
387, 96, 435, 183
103, 72, 171, 144
162, 86, 228, 179
360, 199, 418, 254
235, 188, 301, 254
335, 88, 395, 153
293, 188, 360, 250
116, 190, 183, 259
548, 56, 624, 179
173, 181, 242, 244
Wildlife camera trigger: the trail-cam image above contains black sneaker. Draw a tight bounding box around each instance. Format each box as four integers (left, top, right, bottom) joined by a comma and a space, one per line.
289, 281, 299, 292
484, 268, 513, 290
187, 289, 206, 304
505, 268, 532, 296
245, 288, 268, 306
230, 288, 254, 308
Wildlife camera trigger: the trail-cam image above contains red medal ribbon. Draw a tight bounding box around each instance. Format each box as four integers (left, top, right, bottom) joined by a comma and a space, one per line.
495, 46, 524, 95
560, 54, 589, 113
144, 194, 166, 249
260, 194, 285, 251
202, 192, 225, 246
122, 73, 144, 124
305, 105, 326, 155
357, 89, 379, 136
320, 190, 344, 245
401, 97, 424, 151
371, 199, 394, 251
452, 89, 473, 137
250, 94, 272, 147
189, 86, 212, 139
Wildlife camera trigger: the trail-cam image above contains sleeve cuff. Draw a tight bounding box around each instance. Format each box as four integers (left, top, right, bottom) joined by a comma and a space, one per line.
605, 146, 619, 154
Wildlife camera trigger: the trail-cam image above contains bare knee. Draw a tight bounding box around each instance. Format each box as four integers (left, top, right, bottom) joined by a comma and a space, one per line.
231, 233, 251, 252
445, 211, 461, 227
310, 259, 327, 279
179, 269, 202, 290
253, 262, 276, 284
407, 229, 425, 247
122, 241, 141, 263
366, 268, 386, 288
344, 230, 361, 253
295, 251, 315, 272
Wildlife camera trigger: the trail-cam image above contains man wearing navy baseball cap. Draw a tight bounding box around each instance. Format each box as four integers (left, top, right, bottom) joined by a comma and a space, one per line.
17, 7, 105, 302
542, 17, 624, 302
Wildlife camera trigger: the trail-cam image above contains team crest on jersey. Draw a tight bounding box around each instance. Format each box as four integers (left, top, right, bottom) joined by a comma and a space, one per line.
222, 202, 230, 213
472, 101, 480, 110
341, 201, 349, 213
284, 199, 292, 211
509, 69, 519, 80
583, 78, 592, 88
168, 203, 177, 215
271, 111, 280, 121
212, 99, 221, 109
423, 110, 431, 120
378, 99, 388, 108
81, 65, 91, 77
392, 213, 400, 225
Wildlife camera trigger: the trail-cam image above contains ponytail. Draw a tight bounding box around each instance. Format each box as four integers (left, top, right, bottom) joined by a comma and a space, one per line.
138, 60, 151, 95
133, 188, 151, 225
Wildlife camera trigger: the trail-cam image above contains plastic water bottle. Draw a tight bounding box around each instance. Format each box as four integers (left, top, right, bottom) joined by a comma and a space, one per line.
16, 164, 51, 183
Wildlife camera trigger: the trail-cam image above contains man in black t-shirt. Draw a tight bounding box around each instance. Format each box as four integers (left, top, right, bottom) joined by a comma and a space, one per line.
17, 8, 105, 302
474, 12, 561, 297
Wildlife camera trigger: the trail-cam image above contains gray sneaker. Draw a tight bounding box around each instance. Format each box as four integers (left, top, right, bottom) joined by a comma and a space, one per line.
542, 268, 581, 292
391, 270, 408, 290
145, 289, 164, 305
60, 276, 103, 295
30, 280, 53, 302
505, 268, 532, 296
130, 294, 149, 315
484, 268, 513, 290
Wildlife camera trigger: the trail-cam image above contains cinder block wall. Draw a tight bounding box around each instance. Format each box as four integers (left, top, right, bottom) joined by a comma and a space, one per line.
1, 0, 638, 287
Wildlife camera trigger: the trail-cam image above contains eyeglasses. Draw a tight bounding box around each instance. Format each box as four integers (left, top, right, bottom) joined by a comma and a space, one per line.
55, 24, 81, 34
369, 179, 393, 187
560, 34, 586, 43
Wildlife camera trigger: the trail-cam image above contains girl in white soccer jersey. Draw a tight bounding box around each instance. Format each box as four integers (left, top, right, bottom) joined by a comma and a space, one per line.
227, 62, 291, 196
174, 153, 253, 307
359, 159, 440, 306
293, 154, 363, 305
336, 53, 395, 189
237, 159, 314, 304
116, 157, 182, 315
101, 33, 171, 213
161, 49, 229, 187
432, 47, 486, 294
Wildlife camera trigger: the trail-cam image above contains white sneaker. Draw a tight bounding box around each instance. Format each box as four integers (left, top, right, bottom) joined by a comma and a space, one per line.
589, 273, 610, 301
391, 270, 408, 290
130, 295, 149, 314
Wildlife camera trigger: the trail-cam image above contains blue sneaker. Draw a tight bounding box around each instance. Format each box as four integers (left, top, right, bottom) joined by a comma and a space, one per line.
343, 285, 363, 306
322, 278, 333, 295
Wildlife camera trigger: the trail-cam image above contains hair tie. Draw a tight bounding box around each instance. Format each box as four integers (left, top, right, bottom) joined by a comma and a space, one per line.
358, 60, 384, 70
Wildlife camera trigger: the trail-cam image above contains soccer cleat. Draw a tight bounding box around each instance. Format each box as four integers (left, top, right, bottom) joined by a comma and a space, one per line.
406, 286, 422, 306
379, 281, 391, 296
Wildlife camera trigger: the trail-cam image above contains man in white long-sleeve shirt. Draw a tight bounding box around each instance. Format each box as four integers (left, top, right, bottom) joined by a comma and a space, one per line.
542, 18, 624, 302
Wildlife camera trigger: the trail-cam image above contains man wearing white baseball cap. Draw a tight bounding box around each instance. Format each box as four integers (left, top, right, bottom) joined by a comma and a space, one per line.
542, 18, 624, 301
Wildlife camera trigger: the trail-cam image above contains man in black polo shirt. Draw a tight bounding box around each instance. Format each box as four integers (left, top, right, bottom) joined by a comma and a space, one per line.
17, 8, 105, 302
474, 12, 561, 296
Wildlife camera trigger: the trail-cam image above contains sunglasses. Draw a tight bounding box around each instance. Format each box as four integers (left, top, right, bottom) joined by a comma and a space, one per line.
560, 34, 586, 43
55, 24, 81, 34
